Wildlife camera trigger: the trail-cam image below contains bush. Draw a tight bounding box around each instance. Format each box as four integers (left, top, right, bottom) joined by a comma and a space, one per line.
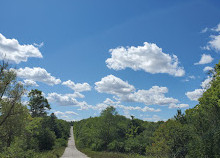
37, 128, 56, 151
54, 138, 68, 148
107, 140, 125, 152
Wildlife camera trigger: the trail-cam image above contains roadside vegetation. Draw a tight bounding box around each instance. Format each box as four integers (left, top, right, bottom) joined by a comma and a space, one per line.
0, 62, 70, 158
74, 61, 220, 158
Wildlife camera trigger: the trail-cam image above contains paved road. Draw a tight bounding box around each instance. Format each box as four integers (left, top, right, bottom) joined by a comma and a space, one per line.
61, 126, 89, 158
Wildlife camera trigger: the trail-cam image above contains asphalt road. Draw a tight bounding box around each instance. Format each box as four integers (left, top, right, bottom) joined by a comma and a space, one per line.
61, 126, 89, 158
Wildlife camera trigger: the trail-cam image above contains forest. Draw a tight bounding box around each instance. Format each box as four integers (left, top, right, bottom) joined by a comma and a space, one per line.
73, 61, 220, 158
0, 62, 70, 158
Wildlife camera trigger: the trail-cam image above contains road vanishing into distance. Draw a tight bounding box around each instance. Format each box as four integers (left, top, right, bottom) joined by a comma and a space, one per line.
61, 126, 89, 158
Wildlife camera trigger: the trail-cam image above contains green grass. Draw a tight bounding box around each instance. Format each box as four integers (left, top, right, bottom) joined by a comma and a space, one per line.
78, 148, 166, 158
34, 147, 66, 158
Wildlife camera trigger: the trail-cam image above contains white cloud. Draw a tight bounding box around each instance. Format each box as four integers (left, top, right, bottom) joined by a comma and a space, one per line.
201, 27, 208, 33
33, 42, 44, 48
201, 76, 212, 89
203, 66, 214, 72
208, 35, 220, 51
95, 75, 135, 96
169, 103, 189, 109
211, 23, 220, 32
15, 67, 61, 86
106, 42, 185, 77
95, 75, 179, 106
144, 115, 161, 122
65, 111, 79, 116
186, 89, 204, 101
23, 79, 39, 87
0, 33, 43, 64
186, 76, 213, 101
89, 98, 161, 112
47, 92, 86, 107
62, 80, 91, 92
194, 54, 213, 65
189, 75, 196, 79
54, 110, 79, 121
123, 86, 179, 105
204, 23, 220, 52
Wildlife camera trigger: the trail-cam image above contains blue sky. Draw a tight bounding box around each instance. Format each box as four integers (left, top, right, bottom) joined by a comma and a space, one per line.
0, 0, 220, 121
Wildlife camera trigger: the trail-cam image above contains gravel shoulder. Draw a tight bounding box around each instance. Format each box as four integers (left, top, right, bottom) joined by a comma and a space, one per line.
61, 126, 89, 158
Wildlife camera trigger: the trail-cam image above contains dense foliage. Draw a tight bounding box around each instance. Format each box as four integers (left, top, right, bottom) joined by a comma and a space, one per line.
0, 62, 70, 158
74, 61, 220, 158
73, 106, 163, 155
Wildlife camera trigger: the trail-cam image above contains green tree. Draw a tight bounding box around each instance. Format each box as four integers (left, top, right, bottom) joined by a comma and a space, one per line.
0, 62, 25, 126
28, 89, 51, 117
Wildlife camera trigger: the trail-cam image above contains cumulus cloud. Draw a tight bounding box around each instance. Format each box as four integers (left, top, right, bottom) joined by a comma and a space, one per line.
203, 23, 220, 52
62, 80, 91, 92
194, 54, 213, 65
0, 33, 43, 64
169, 103, 189, 109
185, 89, 204, 101
54, 110, 79, 121
95, 75, 135, 96
23, 79, 39, 87
47, 92, 86, 107
95, 75, 182, 107
144, 115, 161, 122
106, 42, 185, 77
203, 66, 214, 72
186, 76, 212, 101
14, 67, 61, 86
89, 98, 161, 112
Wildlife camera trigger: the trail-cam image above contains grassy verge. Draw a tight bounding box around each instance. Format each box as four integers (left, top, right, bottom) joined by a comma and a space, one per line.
34, 146, 66, 158
78, 148, 164, 158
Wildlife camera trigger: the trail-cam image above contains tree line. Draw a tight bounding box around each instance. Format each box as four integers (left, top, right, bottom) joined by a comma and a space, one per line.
0, 62, 70, 158
73, 61, 220, 158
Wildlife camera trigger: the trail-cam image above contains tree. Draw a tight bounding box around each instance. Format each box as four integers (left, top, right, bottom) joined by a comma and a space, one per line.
0, 61, 25, 126
28, 89, 51, 117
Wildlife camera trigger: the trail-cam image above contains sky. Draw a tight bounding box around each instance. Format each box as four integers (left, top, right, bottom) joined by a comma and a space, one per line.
0, 0, 220, 122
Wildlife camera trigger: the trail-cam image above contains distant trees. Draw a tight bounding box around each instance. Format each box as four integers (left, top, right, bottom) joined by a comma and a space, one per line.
74, 106, 162, 155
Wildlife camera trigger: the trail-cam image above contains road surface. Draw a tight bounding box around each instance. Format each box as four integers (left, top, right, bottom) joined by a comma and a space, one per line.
61, 126, 89, 158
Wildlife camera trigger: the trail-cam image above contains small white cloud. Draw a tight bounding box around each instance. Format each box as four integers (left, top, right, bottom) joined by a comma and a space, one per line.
144, 115, 161, 122
169, 103, 189, 109
208, 35, 220, 51
201, 76, 212, 89
88, 98, 161, 112
189, 75, 196, 79
33, 42, 44, 48
211, 23, 220, 32
201, 27, 208, 33
185, 76, 213, 101
186, 89, 204, 101
194, 54, 213, 65
65, 111, 79, 116
47, 92, 87, 107
54, 110, 79, 121
203, 66, 214, 72
14, 67, 61, 86
62, 80, 91, 92
204, 23, 220, 52
0, 33, 43, 64
23, 79, 39, 87
106, 42, 185, 77
95, 75, 135, 96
